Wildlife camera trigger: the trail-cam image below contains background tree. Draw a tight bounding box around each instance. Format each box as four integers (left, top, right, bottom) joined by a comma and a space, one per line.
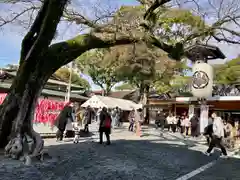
214, 57, 240, 85
55, 68, 91, 90
153, 60, 191, 94
77, 49, 122, 95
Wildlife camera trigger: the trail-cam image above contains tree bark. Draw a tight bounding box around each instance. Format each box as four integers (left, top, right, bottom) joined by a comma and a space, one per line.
105, 82, 113, 96
144, 84, 150, 124
0, 65, 52, 166
0, 0, 68, 163
139, 82, 150, 124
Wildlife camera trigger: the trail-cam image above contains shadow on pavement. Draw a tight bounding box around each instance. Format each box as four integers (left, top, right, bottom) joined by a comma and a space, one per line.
141, 129, 208, 147
2, 137, 239, 180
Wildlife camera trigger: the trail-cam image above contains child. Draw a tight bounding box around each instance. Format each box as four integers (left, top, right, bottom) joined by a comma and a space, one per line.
73, 122, 81, 144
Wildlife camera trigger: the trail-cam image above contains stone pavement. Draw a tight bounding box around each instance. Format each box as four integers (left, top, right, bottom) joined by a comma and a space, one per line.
0, 123, 240, 180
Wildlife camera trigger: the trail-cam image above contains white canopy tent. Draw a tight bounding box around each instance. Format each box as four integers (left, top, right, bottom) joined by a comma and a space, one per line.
81, 95, 142, 111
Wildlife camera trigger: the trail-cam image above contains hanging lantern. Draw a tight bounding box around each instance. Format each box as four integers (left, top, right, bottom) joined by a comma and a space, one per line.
191, 62, 213, 98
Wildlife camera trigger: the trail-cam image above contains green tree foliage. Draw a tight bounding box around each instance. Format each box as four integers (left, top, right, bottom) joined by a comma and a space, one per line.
77, 49, 121, 95
154, 8, 208, 44
77, 42, 172, 95
55, 68, 91, 90
153, 61, 190, 94
114, 42, 164, 88
214, 57, 240, 85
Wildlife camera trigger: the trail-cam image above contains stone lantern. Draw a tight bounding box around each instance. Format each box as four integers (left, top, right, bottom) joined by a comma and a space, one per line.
185, 44, 226, 133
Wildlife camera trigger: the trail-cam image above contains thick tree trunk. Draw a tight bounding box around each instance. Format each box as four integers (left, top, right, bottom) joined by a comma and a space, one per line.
139, 83, 150, 124
0, 0, 68, 164
0, 58, 52, 163
144, 84, 150, 124
105, 82, 112, 96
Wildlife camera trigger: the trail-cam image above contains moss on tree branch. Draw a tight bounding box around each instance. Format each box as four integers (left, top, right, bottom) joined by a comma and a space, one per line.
46, 33, 138, 69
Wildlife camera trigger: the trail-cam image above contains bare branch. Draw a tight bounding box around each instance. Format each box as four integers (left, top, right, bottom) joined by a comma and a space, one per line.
0, 6, 38, 28
212, 35, 240, 44
144, 0, 171, 19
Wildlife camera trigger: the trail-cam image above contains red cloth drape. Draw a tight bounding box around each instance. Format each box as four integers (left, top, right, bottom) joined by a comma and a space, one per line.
0, 93, 68, 126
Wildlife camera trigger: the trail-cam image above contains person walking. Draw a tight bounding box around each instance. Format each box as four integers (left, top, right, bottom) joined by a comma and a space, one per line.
190, 114, 199, 137
171, 113, 178, 133
135, 108, 143, 137
184, 115, 190, 136
157, 111, 166, 135
204, 123, 213, 145
224, 119, 234, 149
75, 107, 84, 127
117, 108, 123, 127
55, 104, 73, 141
99, 107, 112, 145
166, 113, 173, 131
205, 112, 228, 158
83, 105, 93, 133
180, 115, 185, 134
96, 107, 102, 122
155, 111, 161, 129
128, 109, 135, 132
112, 107, 120, 128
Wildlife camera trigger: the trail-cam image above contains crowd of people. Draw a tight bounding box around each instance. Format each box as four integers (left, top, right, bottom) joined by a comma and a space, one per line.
154, 110, 240, 158
54, 103, 238, 158
155, 111, 199, 137
54, 103, 143, 145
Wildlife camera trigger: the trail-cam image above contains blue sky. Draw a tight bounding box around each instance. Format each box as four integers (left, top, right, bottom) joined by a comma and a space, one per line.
0, 0, 239, 90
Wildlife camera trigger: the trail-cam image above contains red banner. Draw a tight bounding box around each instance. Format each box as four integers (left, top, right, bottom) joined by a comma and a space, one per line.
0, 93, 67, 125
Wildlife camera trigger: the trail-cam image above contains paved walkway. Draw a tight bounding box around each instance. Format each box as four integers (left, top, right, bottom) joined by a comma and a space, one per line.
0, 123, 239, 180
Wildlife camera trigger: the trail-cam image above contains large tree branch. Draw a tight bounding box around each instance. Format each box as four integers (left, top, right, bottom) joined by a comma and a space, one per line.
46, 33, 139, 68
21, 0, 68, 65
144, 0, 171, 20
20, 0, 49, 63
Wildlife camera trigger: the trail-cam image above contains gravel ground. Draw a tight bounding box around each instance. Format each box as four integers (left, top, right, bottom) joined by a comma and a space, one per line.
0, 124, 239, 180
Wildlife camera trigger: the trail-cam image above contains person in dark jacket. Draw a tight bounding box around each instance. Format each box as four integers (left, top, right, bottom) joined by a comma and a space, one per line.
204, 124, 213, 145
55, 105, 73, 141
190, 114, 199, 137
99, 107, 112, 145
83, 105, 93, 133
156, 111, 165, 130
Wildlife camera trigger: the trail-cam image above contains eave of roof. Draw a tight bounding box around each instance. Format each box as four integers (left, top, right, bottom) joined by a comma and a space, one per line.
0, 83, 88, 101
185, 44, 226, 61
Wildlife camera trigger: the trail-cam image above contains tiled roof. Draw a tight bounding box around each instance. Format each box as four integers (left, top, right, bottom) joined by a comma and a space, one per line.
0, 83, 88, 101
108, 90, 135, 99
5, 71, 83, 89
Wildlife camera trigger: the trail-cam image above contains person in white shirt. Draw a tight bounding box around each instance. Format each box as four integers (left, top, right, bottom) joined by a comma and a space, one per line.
172, 114, 178, 133
205, 112, 228, 158
166, 113, 172, 131
166, 113, 177, 133
96, 107, 102, 122
183, 116, 190, 136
